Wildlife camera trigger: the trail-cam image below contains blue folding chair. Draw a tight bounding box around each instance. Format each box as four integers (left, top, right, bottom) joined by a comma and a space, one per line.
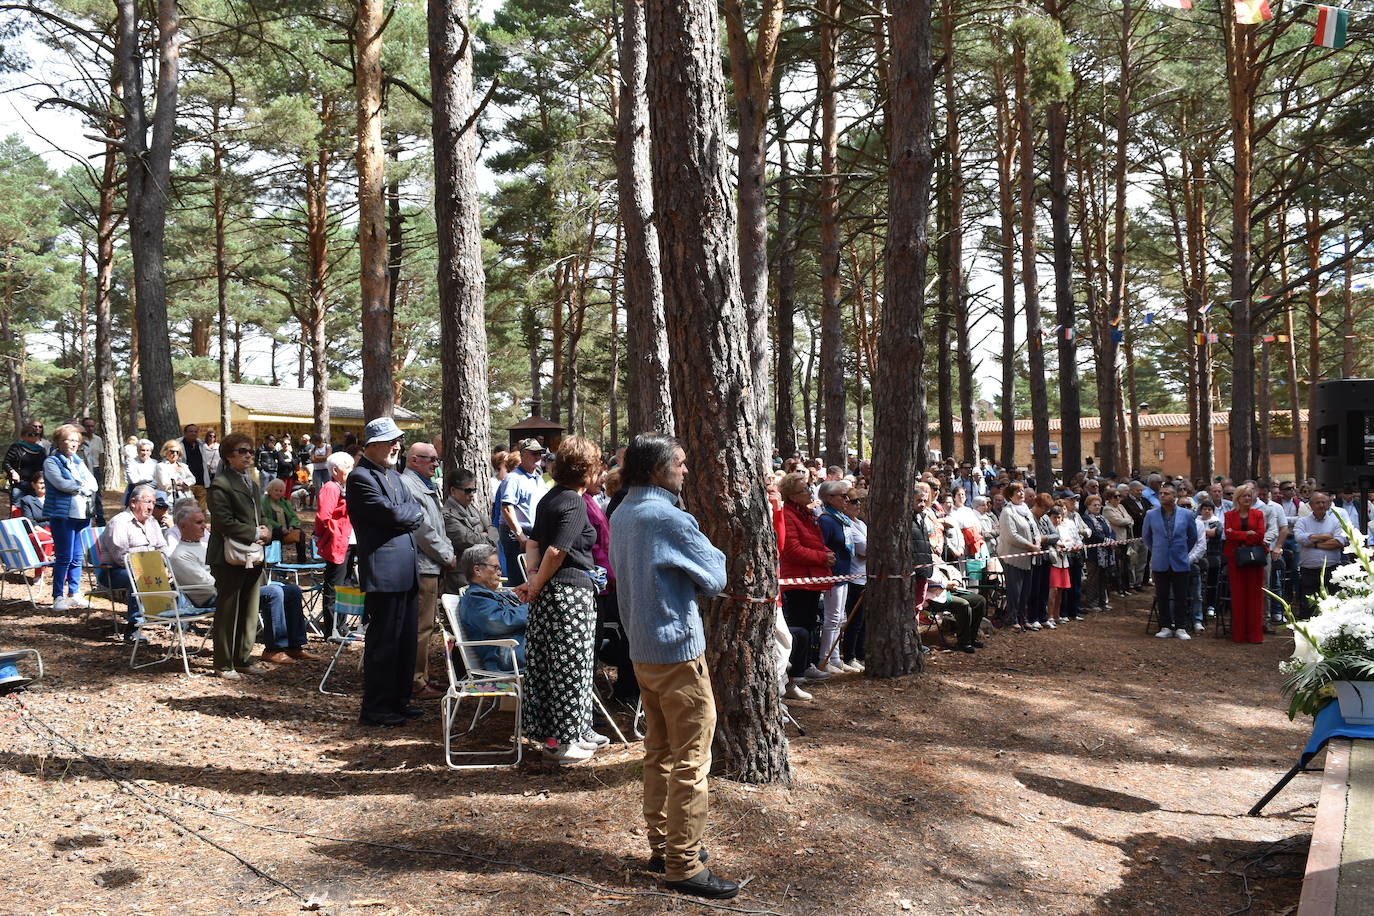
319, 586, 366, 695
0, 517, 54, 609
264, 540, 326, 635
78, 525, 127, 632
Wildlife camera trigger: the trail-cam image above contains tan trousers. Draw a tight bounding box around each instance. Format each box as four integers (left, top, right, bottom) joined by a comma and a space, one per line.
634, 654, 716, 881
414, 574, 439, 691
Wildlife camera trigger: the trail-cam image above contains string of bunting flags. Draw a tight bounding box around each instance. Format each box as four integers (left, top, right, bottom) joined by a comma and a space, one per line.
1159, 0, 1356, 49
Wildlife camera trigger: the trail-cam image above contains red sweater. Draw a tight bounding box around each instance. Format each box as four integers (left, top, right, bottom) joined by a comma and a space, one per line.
780, 500, 832, 590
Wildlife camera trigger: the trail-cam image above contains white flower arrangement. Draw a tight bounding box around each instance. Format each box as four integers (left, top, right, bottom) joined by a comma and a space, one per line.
1280, 511, 1374, 718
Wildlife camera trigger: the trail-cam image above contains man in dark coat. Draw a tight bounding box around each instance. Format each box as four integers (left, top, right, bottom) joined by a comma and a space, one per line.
347, 417, 424, 727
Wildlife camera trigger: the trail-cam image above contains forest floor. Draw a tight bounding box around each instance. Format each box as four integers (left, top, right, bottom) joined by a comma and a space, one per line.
0, 565, 1320, 916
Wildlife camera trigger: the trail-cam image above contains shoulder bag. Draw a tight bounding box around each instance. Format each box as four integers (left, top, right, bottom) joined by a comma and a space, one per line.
224, 481, 264, 568
1233, 512, 1266, 568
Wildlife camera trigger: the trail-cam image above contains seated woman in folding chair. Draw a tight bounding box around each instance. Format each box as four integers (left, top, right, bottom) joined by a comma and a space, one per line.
457, 544, 528, 672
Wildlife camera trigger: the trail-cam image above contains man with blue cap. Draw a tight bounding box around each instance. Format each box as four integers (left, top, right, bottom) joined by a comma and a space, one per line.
347, 417, 424, 727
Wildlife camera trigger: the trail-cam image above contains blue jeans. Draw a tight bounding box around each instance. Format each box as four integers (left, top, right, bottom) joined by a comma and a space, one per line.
1189, 561, 1204, 623
49, 516, 90, 599
258, 581, 307, 650
96, 566, 140, 628
1267, 555, 1286, 620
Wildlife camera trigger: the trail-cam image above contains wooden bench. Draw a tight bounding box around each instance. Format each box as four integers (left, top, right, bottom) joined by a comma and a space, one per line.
1299, 739, 1374, 916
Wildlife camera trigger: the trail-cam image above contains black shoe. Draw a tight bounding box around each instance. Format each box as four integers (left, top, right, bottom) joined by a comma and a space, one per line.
970, 640, 986, 648
648, 847, 709, 874
664, 867, 738, 900
359, 713, 406, 727
400, 705, 424, 719
956, 645, 975, 654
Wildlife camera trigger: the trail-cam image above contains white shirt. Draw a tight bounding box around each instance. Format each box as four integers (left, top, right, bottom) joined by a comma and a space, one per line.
125, 457, 157, 486
849, 518, 868, 585
1294, 511, 1349, 570
80, 434, 105, 469
1256, 498, 1287, 550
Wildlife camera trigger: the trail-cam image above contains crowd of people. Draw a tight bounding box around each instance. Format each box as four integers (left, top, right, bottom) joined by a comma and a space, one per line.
9, 413, 1374, 902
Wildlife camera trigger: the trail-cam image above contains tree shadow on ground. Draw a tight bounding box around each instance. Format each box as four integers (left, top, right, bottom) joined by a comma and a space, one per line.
1074, 827, 1309, 916
1014, 770, 1162, 813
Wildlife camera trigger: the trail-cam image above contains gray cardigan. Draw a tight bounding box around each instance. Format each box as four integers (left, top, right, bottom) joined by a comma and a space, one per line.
400, 468, 455, 576
997, 505, 1040, 571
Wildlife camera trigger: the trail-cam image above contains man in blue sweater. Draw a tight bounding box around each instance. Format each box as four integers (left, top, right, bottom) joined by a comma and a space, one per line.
609, 433, 736, 901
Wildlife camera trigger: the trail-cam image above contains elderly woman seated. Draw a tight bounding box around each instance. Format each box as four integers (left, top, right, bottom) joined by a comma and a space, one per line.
457, 544, 529, 672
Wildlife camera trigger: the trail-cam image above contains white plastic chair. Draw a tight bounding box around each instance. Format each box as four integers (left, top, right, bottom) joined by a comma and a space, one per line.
440, 591, 524, 769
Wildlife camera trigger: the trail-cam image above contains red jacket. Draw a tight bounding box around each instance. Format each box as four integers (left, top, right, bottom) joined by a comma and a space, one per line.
1223, 508, 1264, 560
780, 500, 833, 591
315, 480, 353, 564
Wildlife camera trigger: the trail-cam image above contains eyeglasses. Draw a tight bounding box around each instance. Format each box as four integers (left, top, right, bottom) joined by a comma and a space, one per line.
479, 562, 502, 570
460, 487, 478, 494
230, 447, 253, 456
417, 455, 440, 463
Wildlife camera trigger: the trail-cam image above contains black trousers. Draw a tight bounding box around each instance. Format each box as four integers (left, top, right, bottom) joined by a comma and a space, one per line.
500, 528, 526, 587
787, 626, 811, 678
841, 583, 866, 662
361, 587, 419, 719
596, 589, 638, 700
782, 589, 823, 666
1298, 566, 1335, 620
1028, 562, 1050, 625
1154, 568, 1189, 631
1062, 559, 1083, 619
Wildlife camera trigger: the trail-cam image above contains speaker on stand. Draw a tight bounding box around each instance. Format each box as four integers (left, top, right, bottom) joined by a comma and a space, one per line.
1312, 379, 1374, 538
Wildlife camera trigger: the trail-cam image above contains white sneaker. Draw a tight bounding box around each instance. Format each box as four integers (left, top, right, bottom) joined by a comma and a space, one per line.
1155, 628, 1174, 638
1174, 628, 1192, 640
1192, 622, 1205, 632
1043, 620, 1057, 630
801, 665, 832, 680
65, 594, 90, 609
784, 683, 813, 701
847, 660, 865, 673
543, 742, 595, 764
52, 597, 70, 611
1027, 622, 1042, 631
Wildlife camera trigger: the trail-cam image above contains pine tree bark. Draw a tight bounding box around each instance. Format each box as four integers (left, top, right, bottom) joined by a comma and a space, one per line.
935, 175, 955, 460
306, 143, 332, 446
1223, 4, 1257, 480
95, 62, 123, 490
615, 0, 673, 437
1046, 1, 1079, 477
644, 0, 788, 784
942, 0, 975, 464
430, 0, 494, 508
772, 92, 798, 458
116, 0, 181, 444
1015, 44, 1053, 486
723, 0, 782, 442
818, 0, 847, 467
867, 0, 931, 679
212, 112, 232, 435
357, 0, 392, 419
993, 60, 1018, 469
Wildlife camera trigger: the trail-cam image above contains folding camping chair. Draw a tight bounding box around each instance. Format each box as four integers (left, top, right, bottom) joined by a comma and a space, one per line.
319, 585, 366, 695
0, 517, 54, 609
264, 540, 326, 635
439, 592, 524, 769
0, 647, 43, 695
124, 548, 215, 675
78, 525, 128, 631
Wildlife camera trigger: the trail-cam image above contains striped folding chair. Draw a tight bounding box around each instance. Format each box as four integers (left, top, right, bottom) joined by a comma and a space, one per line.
78, 525, 128, 632
439, 591, 523, 769
125, 548, 214, 675
319, 585, 366, 695
0, 517, 55, 609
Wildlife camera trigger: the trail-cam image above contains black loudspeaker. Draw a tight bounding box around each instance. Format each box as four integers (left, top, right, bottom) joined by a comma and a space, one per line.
1312, 379, 1374, 492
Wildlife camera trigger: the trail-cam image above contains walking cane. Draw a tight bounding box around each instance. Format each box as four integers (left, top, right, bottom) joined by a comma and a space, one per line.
818, 588, 865, 671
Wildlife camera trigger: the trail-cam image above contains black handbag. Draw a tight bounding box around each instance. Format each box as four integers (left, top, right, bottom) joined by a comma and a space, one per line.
1234, 512, 1267, 568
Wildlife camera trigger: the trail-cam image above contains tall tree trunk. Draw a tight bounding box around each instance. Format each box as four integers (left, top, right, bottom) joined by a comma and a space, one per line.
615, 0, 673, 436
126, 288, 140, 435
1342, 230, 1356, 378
212, 109, 232, 435
724, 0, 783, 443
1281, 214, 1303, 483
357, 0, 392, 419
307, 145, 332, 446
430, 0, 495, 518
772, 91, 798, 458
95, 104, 123, 490
1258, 336, 1272, 480
1048, 102, 1079, 476
77, 244, 89, 419
1223, 4, 1257, 480
386, 136, 405, 406
934, 173, 955, 460
644, 0, 788, 784
818, 0, 846, 467
867, 0, 931, 678
942, 2, 975, 465
1015, 45, 1053, 486
1304, 205, 1322, 480
608, 219, 621, 447
116, 0, 181, 444
0, 302, 28, 432
993, 61, 1018, 469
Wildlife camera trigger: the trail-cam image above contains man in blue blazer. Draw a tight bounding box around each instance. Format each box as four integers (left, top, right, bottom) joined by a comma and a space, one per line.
347, 417, 424, 726
1141, 484, 1198, 639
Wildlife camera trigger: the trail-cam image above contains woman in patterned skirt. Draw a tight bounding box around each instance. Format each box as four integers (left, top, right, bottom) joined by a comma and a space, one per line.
515, 436, 602, 764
